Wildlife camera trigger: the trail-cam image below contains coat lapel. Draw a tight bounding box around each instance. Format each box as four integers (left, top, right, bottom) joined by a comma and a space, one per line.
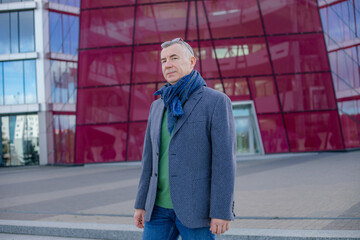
152, 100, 165, 151
171, 87, 204, 137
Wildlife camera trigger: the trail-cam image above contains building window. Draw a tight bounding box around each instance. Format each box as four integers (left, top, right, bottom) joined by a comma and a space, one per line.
48, 0, 80, 7
0, 10, 35, 54
49, 11, 79, 55
0, 0, 33, 3
0, 114, 39, 167
0, 60, 37, 105
50, 60, 77, 104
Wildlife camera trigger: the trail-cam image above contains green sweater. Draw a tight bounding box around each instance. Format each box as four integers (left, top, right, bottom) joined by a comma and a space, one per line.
155, 109, 173, 209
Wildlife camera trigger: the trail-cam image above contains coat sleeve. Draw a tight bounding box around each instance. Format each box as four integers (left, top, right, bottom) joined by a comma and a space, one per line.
209, 94, 237, 220
134, 103, 154, 210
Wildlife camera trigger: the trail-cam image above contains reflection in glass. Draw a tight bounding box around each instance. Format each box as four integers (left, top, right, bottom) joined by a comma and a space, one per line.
50, 60, 77, 104
19, 11, 35, 52
0, 63, 3, 105
50, 12, 63, 53
0, 13, 10, 54
24, 60, 37, 103
49, 0, 80, 7
10, 12, 19, 53
53, 114, 76, 164
0, 115, 39, 166
4, 61, 24, 105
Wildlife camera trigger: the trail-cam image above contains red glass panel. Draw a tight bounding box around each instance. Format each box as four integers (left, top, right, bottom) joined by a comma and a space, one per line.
137, 0, 179, 3
81, 0, 135, 9
276, 72, 337, 112
214, 38, 272, 77
223, 78, 251, 101
78, 47, 132, 87
127, 122, 147, 161
248, 76, 280, 113
75, 123, 128, 164
268, 33, 330, 74
257, 114, 289, 153
130, 84, 156, 121
206, 79, 224, 93
199, 41, 220, 79
135, 3, 187, 44
284, 111, 345, 152
132, 45, 163, 83
340, 113, 360, 148
204, 0, 263, 38
259, 0, 322, 34
80, 7, 134, 49
77, 86, 130, 124
187, 1, 211, 41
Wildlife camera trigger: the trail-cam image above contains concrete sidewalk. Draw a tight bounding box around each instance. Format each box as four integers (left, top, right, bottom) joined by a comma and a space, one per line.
0, 151, 359, 239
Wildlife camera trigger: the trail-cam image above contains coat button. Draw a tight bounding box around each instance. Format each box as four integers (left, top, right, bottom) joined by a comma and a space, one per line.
155, 173, 158, 176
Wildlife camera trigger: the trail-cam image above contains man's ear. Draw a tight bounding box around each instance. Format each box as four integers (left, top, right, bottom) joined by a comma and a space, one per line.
190, 56, 196, 68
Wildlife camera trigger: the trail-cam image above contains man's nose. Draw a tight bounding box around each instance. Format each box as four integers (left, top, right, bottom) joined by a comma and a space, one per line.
164, 60, 172, 68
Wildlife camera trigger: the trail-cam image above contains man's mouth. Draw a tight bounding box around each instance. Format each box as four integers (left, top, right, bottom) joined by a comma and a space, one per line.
167, 71, 176, 76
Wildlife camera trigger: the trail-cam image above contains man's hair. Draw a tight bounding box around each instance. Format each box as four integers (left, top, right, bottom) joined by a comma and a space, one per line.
161, 38, 195, 57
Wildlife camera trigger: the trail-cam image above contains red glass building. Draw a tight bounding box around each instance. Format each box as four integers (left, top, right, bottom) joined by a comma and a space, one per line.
74, 0, 360, 164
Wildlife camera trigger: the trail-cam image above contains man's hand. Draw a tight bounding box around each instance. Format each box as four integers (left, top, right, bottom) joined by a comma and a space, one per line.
134, 209, 146, 229
210, 218, 230, 235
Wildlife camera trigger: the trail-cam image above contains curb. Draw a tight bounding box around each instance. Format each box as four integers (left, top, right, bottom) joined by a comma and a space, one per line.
0, 220, 359, 240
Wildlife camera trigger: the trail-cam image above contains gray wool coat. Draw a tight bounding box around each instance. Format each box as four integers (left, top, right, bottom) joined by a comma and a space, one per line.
134, 85, 237, 229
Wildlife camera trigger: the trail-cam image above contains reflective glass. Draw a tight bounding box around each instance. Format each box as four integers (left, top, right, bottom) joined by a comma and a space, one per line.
135, 3, 187, 44
53, 114, 76, 164
10, 12, 19, 53
186, 1, 210, 41
284, 111, 344, 152
0, 114, 39, 166
276, 72, 337, 112
269, 33, 329, 74
79, 47, 132, 87
75, 123, 128, 164
19, 11, 35, 52
206, 79, 224, 93
77, 86, 130, 124
130, 84, 156, 121
198, 41, 220, 79
223, 78, 250, 101
260, 0, 322, 34
49, 11, 63, 53
127, 122, 147, 161
4, 61, 24, 105
213, 38, 272, 77
81, 0, 134, 9
204, 0, 263, 38
49, 0, 80, 7
24, 60, 37, 104
62, 14, 79, 54
50, 60, 77, 104
0, 13, 10, 54
0, 63, 3, 105
257, 114, 289, 153
80, 7, 134, 49
132, 45, 163, 83
248, 77, 280, 113
339, 111, 360, 148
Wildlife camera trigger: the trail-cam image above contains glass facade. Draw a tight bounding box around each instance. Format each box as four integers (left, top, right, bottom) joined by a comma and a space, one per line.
319, 0, 360, 148
0, 114, 39, 166
0, 60, 37, 105
74, 0, 356, 164
48, 6, 80, 164
0, 10, 35, 54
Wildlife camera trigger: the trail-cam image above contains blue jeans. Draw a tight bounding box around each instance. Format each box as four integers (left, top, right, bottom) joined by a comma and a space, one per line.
143, 206, 215, 240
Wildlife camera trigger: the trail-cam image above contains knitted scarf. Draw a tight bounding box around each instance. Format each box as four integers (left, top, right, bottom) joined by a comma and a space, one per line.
154, 70, 207, 134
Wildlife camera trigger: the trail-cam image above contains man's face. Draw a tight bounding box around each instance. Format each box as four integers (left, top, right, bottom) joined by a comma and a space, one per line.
161, 43, 196, 85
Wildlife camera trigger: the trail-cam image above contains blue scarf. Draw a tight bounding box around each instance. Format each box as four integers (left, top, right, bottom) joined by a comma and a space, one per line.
154, 70, 207, 134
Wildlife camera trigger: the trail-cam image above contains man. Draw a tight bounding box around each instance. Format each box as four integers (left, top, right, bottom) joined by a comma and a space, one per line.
134, 38, 236, 240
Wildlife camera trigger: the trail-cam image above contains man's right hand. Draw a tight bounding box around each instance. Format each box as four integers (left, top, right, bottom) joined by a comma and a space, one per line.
134, 209, 146, 229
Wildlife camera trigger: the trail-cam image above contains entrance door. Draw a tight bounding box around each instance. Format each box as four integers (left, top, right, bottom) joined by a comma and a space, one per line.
232, 102, 263, 155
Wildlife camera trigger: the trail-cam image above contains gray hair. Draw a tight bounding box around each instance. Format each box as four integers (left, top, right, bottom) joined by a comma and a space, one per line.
161, 38, 194, 57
